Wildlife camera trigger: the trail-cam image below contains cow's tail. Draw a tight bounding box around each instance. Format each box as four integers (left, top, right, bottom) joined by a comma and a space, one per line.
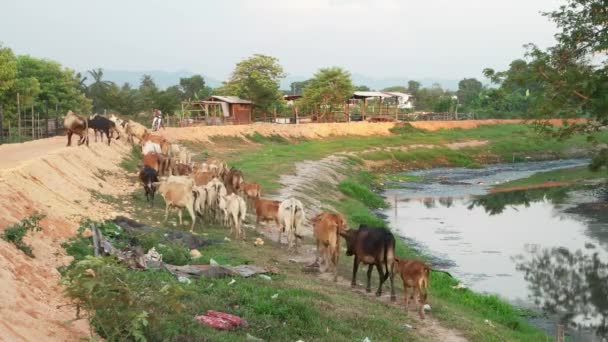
84, 118, 89, 146
383, 235, 395, 282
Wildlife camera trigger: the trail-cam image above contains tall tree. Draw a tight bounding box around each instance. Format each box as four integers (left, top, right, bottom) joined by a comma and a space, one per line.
301, 67, 354, 114
354, 85, 371, 91
136, 75, 158, 112
87, 68, 114, 113
407, 80, 421, 96
483, 0, 608, 167
0, 44, 17, 95
179, 75, 210, 100
216, 54, 285, 116
456, 78, 483, 110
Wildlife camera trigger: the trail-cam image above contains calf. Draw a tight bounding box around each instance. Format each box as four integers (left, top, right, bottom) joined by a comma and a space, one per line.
138, 166, 159, 206
340, 224, 396, 299
312, 212, 347, 281
123, 120, 148, 144
393, 257, 431, 319
254, 198, 280, 229
240, 182, 261, 204
278, 198, 305, 250
88, 115, 120, 145
156, 179, 197, 232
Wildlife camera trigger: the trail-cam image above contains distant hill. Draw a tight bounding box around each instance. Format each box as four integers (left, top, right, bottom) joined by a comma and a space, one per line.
94, 69, 222, 89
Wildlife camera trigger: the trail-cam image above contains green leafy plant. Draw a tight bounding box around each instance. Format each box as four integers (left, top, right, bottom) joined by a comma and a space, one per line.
2, 213, 45, 257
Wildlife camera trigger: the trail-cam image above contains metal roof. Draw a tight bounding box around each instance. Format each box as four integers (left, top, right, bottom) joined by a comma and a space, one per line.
206, 96, 253, 104
352, 91, 394, 99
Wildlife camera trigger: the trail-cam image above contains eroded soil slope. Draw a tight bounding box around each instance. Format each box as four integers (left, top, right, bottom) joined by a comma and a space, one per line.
0, 137, 134, 341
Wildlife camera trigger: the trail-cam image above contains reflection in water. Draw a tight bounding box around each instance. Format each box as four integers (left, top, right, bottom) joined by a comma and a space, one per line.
468, 187, 570, 215
516, 247, 608, 339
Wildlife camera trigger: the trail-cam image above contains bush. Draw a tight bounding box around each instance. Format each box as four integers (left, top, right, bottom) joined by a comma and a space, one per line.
2, 213, 44, 257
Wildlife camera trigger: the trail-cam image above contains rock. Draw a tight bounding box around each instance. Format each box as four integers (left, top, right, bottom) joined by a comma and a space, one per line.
258, 274, 272, 281
423, 304, 431, 311
209, 258, 219, 266
190, 249, 202, 258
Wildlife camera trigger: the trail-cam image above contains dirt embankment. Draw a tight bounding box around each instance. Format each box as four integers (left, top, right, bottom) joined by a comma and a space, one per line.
0, 137, 135, 341
159, 119, 582, 142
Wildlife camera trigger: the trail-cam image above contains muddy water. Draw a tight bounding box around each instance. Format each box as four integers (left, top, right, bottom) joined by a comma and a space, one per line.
382, 159, 608, 341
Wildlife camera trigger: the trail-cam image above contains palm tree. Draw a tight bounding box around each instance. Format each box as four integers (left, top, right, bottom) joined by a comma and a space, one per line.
87, 68, 114, 112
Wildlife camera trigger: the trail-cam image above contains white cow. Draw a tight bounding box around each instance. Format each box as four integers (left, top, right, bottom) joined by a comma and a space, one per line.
225, 193, 247, 239
278, 197, 305, 250
193, 185, 208, 219
142, 141, 162, 155
204, 177, 227, 221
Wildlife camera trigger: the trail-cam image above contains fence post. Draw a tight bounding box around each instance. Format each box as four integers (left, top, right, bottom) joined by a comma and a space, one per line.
556, 324, 564, 342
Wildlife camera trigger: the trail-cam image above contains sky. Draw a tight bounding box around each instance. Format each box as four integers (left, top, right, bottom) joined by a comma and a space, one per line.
0, 0, 563, 82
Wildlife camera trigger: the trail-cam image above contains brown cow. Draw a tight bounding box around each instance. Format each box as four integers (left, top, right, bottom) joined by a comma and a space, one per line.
172, 163, 193, 176
340, 224, 396, 299
143, 152, 170, 176
192, 171, 215, 186
393, 257, 431, 319
223, 168, 244, 194
239, 182, 261, 204
64, 111, 89, 146
312, 212, 347, 282
254, 198, 280, 228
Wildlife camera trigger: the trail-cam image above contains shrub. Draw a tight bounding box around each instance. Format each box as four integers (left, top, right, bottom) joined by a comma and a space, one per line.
2, 213, 45, 257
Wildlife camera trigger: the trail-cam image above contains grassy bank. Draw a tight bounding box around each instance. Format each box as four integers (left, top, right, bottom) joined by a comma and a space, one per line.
220, 124, 608, 193
495, 165, 605, 189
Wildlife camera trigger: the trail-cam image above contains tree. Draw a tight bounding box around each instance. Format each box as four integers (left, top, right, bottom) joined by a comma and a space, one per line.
0, 44, 17, 95
407, 80, 421, 96
136, 75, 158, 112
456, 78, 483, 110
354, 85, 371, 91
87, 68, 115, 113
289, 80, 311, 95
155, 85, 182, 114
301, 67, 354, 114
217, 54, 285, 116
483, 0, 608, 168
179, 75, 211, 100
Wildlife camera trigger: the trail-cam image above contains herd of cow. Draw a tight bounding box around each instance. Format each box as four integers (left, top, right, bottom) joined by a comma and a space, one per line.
62, 111, 449, 319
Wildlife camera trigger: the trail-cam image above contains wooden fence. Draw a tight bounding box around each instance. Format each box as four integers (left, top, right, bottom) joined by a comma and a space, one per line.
0, 112, 63, 145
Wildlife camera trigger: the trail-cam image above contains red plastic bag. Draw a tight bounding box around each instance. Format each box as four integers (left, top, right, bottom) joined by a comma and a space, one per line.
194, 310, 248, 330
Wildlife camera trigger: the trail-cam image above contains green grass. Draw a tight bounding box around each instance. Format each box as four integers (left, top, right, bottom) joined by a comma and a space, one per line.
120, 144, 143, 172
60, 217, 426, 342
225, 124, 608, 193
1, 213, 44, 257
495, 165, 606, 189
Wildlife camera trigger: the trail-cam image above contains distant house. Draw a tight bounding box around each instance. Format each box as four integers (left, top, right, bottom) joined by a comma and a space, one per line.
202, 96, 253, 124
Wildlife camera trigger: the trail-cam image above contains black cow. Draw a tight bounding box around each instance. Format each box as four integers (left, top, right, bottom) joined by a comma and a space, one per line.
340, 224, 396, 300
139, 166, 159, 206
88, 115, 120, 145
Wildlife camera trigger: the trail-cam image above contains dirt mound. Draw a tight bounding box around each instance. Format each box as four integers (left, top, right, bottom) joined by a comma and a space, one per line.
0, 137, 135, 341
159, 122, 396, 142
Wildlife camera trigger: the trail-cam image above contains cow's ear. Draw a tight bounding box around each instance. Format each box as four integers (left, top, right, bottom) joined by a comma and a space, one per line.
339, 230, 349, 238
